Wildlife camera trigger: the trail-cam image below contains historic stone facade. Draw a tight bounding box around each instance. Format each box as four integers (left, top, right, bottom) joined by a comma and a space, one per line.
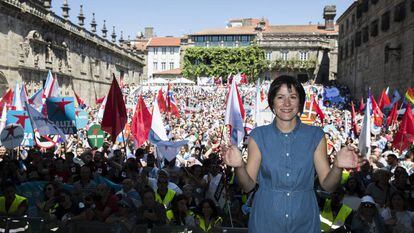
0, 0, 144, 104
337, 0, 414, 99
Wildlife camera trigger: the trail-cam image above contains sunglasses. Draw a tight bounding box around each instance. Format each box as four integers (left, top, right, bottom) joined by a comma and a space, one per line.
361, 203, 376, 208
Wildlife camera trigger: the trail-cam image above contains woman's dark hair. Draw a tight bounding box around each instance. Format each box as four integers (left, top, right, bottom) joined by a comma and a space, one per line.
170, 194, 188, 225
344, 176, 364, 197
267, 75, 306, 114
43, 182, 61, 201
197, 199, 219, 220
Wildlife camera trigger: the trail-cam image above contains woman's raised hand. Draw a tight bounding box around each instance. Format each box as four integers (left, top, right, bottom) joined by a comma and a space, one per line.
222, 144, 244, 168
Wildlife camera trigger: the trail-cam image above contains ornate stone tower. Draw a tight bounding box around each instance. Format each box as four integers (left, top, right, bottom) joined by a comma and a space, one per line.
323, 5, 336, 31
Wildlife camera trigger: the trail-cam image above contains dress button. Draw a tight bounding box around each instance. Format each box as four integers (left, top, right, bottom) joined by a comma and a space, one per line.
286, 153, 289, 156
285, 134, 288, 137
285, 214, 289, 218
286, 173, 290, 177
287, 193, 290, 196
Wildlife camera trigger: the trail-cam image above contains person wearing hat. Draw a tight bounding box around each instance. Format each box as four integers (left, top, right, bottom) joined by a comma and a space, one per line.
351, 195, 385, 233
154, 170, 176, 209
320, 187, 353, 232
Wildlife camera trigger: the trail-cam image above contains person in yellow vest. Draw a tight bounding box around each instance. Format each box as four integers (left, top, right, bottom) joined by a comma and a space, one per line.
195, 199, 222, 233
155, 170, 176, 209
166, 194, 195, 227
0, 181, 28, 217
320, 187, 353, 232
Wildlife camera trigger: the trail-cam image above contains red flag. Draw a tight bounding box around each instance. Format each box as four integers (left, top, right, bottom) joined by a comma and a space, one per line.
157, 89, 167, 113
378, 89, 391, 110
166, 83, 180, 118
392, 104, 414, 151
74, 91, 86, 108
351, 101, 359, 136
240, 74, 248, 84
95, 96, 105, 105
359, 97, 365, 114
370, 95, 383, 127
131, 95, 152, 148
386, 101, 398, 127
101, 74, 127, 142
312, 96, 325, 123
0, 88, 14, 113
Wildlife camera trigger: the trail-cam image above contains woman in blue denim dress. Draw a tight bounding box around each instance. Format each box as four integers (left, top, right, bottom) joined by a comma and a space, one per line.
223, 75, 360, 233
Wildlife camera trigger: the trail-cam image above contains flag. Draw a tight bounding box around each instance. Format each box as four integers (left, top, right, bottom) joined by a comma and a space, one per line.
313, 96, 325, 123
386, 101, 398, 127
25, 102, 66, 141
224, 80, 245, 146
95, 96, 105, 105
405, 87, 414, 105
97, 95, 107, 120
358, 97, 365, 114
131, 95, 152, 148
149, 95, 169, 143
370, 95, 383, 127
101, 75, 128, 142
0, 88, 13, 113
388, 89, 401, 108
119, 73, 125, 89
239, 73, 248, 84
254, 78, 261, 125
166, 83, 180, 118
351, 101, 358, 136
43, 71, 60, 99
378, 87, 391, 110
157, 89, 167, 113
392, 104, 414, 151
11, 83, 24, 111
20, 84, 29, 106
0, 103, 7, 136
28, 88, 43, 109
358, 97, 371, 157
74, 91, 86, 109
155, 140, 189, 162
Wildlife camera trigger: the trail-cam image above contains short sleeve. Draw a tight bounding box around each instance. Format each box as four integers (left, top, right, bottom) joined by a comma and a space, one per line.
311, 127, 325, 150
248, 127, 262, 149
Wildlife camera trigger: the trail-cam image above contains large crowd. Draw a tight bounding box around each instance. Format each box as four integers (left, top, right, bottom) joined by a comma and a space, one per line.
0, 81, 413, 233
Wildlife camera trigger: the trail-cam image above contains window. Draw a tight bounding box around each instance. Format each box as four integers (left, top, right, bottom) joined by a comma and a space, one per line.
153, 62, 158, 71
362, 0, 369, 12
362, 26, 369, 43
381, 11, 390, 31
241, 36, 249, 42
281, 51, 289, 61
355, 31, 362, 47
394, 2, 406, 22
162, 47, 166, 54
169, 62, 174, 70
345, 19, 349, 31
154, 48, 158, 54
170, 47, 174, 54
340, 24, 344, 35
212, 36, 219, 42
265, 51, 272, 60
161, 62, 166, 70
299, 51, 308, 61
370, 19, 379, 37
350, 39, 355, 55
345, 41, 349, 58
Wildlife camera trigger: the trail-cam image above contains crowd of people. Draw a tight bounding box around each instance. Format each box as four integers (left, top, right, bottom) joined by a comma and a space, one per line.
0, 80, 414, 233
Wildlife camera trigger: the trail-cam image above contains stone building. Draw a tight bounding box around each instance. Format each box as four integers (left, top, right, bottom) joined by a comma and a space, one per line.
186, 6, 338, 84
0, 0, 144, 104
337, 0, 414, 99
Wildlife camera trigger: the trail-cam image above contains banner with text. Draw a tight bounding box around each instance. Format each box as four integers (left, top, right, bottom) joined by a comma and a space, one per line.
6, 110, 34, 146
46, 97, 77, 134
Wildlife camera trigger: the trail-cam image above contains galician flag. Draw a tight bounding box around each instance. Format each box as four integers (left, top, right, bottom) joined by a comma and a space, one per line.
224, 79, 245, 146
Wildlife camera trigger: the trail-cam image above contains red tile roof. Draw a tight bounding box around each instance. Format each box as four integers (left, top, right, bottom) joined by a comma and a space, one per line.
148, 37, 181, 47
264, 25, 339, 34
153, 68, 182, 75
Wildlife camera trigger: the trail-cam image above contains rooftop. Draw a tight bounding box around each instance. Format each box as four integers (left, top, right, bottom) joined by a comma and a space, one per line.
148, 37, 181, 47
153, 68, 182, 75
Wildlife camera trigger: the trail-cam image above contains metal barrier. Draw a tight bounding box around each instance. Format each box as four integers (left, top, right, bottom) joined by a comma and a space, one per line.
0, 216, 44, 233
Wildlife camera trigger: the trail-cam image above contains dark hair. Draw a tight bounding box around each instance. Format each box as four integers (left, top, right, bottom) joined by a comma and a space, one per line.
389, 191, 407, 210
267, 75, 306, 114
197, 199, 219, 220
170, 194, 188, 225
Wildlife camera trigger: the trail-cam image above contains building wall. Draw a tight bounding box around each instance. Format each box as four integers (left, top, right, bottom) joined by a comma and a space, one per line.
337, 0, 414, 99
0, 0, 144, 104
147, 46, 180, 79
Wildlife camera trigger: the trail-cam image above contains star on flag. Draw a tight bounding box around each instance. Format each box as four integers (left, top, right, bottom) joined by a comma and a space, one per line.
13, 114, 29, 128
51, 98, 73, 117
5, 124, 18, 139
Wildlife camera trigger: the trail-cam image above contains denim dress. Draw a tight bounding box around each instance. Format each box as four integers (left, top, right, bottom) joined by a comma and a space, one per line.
248, 118, 324, 233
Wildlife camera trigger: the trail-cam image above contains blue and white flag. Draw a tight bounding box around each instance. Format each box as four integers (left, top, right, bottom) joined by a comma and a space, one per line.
25, 102, 66, 141
149, 96, 168, 143
6, 110, 34, 146
46, 97, 77, 135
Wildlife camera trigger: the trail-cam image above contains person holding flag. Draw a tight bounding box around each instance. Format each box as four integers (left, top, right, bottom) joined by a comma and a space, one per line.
223, 75, 361, 233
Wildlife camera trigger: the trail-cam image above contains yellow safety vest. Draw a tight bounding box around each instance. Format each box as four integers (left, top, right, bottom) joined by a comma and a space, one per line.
320, 199, 352, 232
0, 195, 27, 215
341, 170, 350, 185
196, 215, 222, 232
155, 189, 176, 208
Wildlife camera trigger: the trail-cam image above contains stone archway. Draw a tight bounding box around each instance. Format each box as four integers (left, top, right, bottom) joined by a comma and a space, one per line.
0, 72, 9, 95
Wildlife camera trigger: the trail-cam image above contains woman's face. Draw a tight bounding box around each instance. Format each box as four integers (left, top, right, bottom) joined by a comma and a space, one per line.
348, 179, 358, 190
272, 84, 300, 122
45, 185, 55, 198
177, 199, 188, 213
202, 202, 213, 216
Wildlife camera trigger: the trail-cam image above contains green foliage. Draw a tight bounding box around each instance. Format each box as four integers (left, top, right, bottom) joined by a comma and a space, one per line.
270, 59, 317, 72
182, 46, 267, 82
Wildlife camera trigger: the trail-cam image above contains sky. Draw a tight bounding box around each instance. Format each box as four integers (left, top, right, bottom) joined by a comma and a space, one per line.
51, 0, 355, 39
